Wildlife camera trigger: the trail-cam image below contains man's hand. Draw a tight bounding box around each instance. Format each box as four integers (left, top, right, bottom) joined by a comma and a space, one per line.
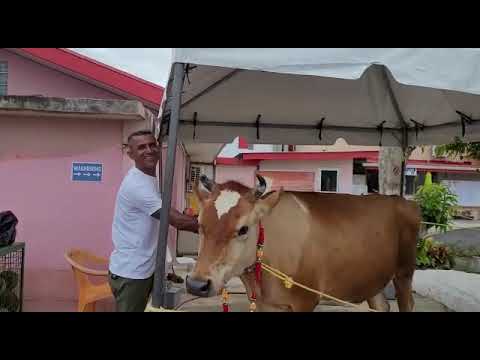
151, 208, 199, 233
169, 208, 199, 233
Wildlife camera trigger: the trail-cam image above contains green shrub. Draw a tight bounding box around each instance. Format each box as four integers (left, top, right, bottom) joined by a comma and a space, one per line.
416, 236, 454, 269
414, 172, 459, 233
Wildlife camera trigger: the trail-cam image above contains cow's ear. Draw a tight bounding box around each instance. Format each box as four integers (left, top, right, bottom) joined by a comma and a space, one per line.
253, 188, 283, 218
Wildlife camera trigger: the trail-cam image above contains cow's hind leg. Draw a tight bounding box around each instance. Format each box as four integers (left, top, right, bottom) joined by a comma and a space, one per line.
393, 273, 414, 312
367, 292, 391, 312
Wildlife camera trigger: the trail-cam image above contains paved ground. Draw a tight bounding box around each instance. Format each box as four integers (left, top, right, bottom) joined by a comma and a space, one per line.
413, 269, 480, 312
175, 289, 449, 312
170, 267, 450, 312
23, 267, 455, 312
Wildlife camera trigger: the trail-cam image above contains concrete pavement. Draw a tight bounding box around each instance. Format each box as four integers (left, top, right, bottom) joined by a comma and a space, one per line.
171, 265, 450, 312
413, 269, 480, 312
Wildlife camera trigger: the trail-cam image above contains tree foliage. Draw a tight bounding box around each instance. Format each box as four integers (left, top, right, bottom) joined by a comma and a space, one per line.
435, 137, 480, 160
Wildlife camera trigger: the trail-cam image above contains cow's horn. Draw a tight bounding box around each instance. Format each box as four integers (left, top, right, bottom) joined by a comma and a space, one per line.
255, 174, 267, 198
199, 174, 215, 193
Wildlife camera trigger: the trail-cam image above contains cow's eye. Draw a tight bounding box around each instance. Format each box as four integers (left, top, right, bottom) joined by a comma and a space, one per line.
238, 226, 249, 236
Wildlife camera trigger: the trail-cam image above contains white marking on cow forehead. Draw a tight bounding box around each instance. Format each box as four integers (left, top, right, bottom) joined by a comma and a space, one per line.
214, 190, 241, 218
292, 194, 309, 214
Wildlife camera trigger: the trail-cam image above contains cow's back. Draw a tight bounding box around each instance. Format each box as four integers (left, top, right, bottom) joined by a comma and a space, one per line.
261, 191, 420, 303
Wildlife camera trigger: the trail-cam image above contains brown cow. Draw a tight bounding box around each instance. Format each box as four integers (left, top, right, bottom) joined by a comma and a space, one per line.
185, 174, 421, 312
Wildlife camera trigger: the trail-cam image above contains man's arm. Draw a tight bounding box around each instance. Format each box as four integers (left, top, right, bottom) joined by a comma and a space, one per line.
151, 208, 199, 234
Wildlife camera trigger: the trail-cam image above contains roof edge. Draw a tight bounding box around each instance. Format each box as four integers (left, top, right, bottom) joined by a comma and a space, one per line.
7, 48, 164, 107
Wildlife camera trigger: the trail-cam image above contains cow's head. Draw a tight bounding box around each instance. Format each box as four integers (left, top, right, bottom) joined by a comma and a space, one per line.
185, 174, 282, 297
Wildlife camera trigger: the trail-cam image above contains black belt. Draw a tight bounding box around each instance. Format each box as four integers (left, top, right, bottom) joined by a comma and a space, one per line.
108, 271, 119, 280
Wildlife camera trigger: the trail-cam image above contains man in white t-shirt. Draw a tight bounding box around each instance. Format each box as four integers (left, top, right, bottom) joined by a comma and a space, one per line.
108, 130, 198, 312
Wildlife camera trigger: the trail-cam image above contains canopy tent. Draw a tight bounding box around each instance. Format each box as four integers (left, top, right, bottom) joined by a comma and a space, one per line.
182, 142, 225, 163
161, 48, 480, 149
152, 48, 480, 308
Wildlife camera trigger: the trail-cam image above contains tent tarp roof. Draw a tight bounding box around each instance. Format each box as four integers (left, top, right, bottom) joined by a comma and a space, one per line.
161, 48, 480, 151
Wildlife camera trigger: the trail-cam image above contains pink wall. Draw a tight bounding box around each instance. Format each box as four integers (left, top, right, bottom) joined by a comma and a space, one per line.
0, 118, 187, 308
0, 49, 124, 100
0, 49, 188, 311
216, 160, 353, 194
0, 117, 123, 306
0, 117, 123, 267
215, 165, 257, 188
259, 160, 353, 194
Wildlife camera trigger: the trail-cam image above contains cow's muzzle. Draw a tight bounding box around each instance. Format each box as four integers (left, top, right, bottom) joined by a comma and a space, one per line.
185, 275, 212, 297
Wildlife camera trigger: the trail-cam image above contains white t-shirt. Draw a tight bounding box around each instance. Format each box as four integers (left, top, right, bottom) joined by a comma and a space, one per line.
109, 167, 171, 279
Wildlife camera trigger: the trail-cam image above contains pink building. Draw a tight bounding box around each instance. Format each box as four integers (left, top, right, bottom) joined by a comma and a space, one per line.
0, 48, 187, 311
214, 149, 480, 207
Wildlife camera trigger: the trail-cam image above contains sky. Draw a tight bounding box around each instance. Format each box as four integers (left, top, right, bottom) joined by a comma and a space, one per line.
71, 48, 172, 86
70, 48, 239, 154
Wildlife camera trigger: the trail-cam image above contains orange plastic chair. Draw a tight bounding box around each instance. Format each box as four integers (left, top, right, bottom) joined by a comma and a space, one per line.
64, 249, 113, 312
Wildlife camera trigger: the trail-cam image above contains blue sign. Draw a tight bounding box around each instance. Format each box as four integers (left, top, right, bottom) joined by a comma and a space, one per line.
72, 162, 103, 182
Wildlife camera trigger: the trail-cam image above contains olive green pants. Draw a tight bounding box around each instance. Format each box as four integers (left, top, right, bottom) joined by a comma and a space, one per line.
108, 272, 153, 312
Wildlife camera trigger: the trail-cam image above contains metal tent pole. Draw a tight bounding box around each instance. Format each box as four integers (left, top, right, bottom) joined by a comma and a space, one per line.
399, 128, 408, 197
151, 63, 185, 308
157, 128, 163, 193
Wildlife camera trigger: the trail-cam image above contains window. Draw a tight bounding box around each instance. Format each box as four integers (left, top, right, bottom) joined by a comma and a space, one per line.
353, 158, 366, 174
187, 165, 201, 192
0, 61, 7, 95
366, 171, 379, 193
405, 176, 416, 195
316, 169, 339, 192
321, 170, 338, 192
